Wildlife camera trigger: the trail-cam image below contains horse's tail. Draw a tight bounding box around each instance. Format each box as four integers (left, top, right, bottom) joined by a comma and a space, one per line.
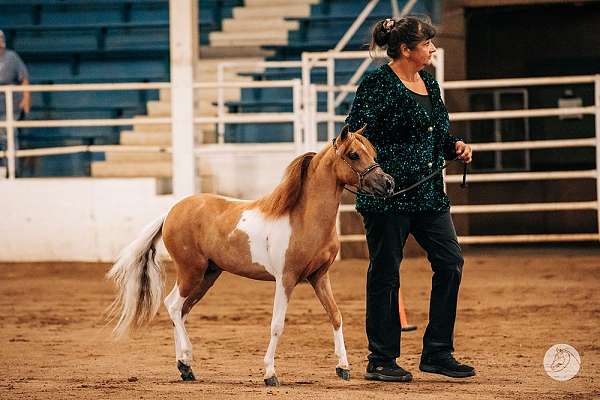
106, 214, 167, 339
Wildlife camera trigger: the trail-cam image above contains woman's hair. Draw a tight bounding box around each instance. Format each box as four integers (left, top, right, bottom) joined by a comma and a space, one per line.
369, 16, 436, 59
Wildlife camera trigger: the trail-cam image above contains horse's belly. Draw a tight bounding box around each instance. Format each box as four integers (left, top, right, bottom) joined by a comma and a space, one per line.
218, 260, 276, 281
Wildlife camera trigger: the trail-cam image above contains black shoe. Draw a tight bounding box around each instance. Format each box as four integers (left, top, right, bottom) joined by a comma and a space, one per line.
419, 353, 476, 378
364, 361, 413, 382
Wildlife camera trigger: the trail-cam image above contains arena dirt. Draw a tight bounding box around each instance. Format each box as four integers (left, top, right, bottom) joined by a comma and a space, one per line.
1, 247, 599, 399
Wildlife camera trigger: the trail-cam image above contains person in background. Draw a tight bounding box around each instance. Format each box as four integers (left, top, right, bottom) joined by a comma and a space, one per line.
0, 29, 31, 177
345, 16, 474, 382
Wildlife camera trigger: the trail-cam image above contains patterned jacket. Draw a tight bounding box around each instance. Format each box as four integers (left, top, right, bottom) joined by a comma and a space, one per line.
346, 64, 461, 214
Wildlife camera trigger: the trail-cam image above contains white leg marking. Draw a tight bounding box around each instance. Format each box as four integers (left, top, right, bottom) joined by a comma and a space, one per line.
235, 210, 292, 279
164, 284, 193, 365
334, 323, 349, 369
264, 281, 289, 379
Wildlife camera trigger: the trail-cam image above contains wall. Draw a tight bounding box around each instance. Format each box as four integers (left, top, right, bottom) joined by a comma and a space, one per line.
0, 178, 174, 262
0, 148, 297, 262
198, 145, 295, 199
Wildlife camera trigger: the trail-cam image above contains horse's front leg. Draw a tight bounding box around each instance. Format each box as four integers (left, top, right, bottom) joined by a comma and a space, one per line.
263, 279, 293, 386
308, 271, 350, 380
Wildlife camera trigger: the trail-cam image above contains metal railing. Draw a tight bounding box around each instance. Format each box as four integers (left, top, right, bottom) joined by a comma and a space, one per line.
0, 79, 303, 178
321, 73, 600, 244
0, 82, 171, 179
1, 70, 598, 245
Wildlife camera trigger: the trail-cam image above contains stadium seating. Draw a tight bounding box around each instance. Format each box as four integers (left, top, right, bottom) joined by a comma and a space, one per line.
0, 0, 242, 176
224, 0, 436, 142
1, 0, 435, 177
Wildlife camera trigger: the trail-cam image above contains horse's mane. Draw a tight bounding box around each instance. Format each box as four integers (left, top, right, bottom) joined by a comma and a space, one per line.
258, 151, 316, 218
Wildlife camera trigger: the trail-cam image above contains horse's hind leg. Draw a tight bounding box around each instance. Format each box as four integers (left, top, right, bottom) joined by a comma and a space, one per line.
181, 261, 222, 317
164, 283, 195, 380
308, 271, 350, 380
164, 259, 221, 381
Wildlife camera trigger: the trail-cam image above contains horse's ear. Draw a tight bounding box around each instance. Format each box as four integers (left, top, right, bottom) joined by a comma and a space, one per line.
340, 124, 350, 141
355, 124, 367, 137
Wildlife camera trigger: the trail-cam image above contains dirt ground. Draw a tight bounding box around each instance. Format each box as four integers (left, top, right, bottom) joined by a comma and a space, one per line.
1, 247, 599, 399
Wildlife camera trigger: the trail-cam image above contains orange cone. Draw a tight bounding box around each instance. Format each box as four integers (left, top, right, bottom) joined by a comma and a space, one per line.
399, 288, 417, 332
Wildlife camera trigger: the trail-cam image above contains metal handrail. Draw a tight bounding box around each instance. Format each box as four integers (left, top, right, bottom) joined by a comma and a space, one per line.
0, 79, 304, 176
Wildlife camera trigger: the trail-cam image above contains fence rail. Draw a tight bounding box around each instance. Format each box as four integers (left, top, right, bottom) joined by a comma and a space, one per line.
1, 70, 598, 245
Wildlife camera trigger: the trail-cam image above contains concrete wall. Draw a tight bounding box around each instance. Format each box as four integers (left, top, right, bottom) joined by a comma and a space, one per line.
0, 178, 174, 262
198, 145, 295, 199
0, 148, 297, 262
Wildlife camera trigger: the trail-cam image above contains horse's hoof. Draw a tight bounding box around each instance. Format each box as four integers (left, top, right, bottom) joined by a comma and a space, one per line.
177, 360, 196, 381
264, 376, 280, 387
336, 367, 350, 380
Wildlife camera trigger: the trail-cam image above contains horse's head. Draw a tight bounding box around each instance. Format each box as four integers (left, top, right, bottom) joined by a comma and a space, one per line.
332, 125, 394, 197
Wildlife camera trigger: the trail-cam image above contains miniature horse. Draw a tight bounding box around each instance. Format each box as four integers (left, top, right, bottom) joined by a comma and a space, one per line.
107, 125, 394, 386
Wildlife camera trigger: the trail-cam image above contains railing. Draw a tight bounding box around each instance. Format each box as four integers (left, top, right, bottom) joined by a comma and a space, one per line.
0, 79, 303, 178
0, 82, 171, 179
1, 71, 598, 244
319, 73, 600, 244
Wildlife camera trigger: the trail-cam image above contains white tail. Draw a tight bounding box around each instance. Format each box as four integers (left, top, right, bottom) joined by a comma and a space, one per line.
107, 214, 167, 338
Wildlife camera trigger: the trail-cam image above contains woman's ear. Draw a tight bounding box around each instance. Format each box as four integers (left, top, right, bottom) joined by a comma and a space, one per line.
400, 43, 410, 58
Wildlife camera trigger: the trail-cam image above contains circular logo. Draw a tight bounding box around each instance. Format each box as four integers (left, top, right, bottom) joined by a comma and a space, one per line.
543, 344, 581, 381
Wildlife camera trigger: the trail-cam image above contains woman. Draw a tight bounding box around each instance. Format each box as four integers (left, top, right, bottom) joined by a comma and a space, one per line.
345, 16, 475, 382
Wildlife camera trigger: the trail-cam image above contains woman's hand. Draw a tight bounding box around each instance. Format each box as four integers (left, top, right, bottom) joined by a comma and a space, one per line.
455, 141, 472, 163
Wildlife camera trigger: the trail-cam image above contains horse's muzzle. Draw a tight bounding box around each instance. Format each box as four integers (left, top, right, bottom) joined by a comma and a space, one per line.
368, 171, 395, 197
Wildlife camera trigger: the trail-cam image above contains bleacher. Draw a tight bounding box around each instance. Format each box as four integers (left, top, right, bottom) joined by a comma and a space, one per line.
225, 0, 436, 142
0, 0, 241, 176
1, 0, 436, 176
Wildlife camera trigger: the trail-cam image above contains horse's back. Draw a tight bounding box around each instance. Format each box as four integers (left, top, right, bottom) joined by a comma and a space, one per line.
163, 194, 249, 256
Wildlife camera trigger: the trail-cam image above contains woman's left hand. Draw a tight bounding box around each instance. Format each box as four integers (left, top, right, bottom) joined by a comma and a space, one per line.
455, 141, 472, 163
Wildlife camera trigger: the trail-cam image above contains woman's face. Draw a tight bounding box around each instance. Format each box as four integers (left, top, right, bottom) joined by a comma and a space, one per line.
407, 39, 436, 67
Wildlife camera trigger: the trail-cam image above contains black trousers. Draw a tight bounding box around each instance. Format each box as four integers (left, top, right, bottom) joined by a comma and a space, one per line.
362, 211, 464, 363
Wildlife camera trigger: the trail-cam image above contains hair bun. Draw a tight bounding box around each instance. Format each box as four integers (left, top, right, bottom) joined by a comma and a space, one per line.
374, 20, 391, 47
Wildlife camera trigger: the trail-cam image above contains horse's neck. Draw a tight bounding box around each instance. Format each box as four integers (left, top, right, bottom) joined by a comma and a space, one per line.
299, 153, 344, 228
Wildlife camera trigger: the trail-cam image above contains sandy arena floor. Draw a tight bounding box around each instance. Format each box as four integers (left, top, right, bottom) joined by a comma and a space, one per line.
0, 247, 599, 399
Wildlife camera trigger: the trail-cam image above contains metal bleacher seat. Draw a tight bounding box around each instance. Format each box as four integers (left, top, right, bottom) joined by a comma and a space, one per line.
223, 0, 439, 143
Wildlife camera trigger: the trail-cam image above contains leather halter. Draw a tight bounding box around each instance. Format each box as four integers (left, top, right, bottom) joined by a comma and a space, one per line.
332, 136, 382, 193
332, 136, 468, 199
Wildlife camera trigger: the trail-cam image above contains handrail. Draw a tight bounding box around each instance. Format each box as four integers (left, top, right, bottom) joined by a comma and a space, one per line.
1, 82, 170, 92
0, 79, 303, 177
333, 0, 380, 52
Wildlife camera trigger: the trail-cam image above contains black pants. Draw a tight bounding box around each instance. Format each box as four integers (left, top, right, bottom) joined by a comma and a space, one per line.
362, 211, 464, 363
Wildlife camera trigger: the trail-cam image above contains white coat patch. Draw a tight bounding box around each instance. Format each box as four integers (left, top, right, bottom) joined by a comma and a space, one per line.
235, 209, 292, 279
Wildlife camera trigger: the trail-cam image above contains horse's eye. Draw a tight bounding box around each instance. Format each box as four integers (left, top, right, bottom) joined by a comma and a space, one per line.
348, 152, 360, 161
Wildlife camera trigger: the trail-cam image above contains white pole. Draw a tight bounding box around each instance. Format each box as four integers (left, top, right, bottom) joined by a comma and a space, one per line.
435, 49, 448, 193
169, 0, 198, 197
302, 52, 312, 153
391, 0, 400, 18
307, 84, 318, 151
292, 80, 302, 155
595, 75, 600, 242
5, 88, 16, 179
217, 63, 225, 144
327, 56, 335, 141
333, 0, 380, 52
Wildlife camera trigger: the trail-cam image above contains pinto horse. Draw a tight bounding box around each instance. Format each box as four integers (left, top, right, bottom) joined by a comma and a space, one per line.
107, 125, 394, 386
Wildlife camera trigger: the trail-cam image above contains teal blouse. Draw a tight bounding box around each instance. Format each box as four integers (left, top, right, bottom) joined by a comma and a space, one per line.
345, 64, 461, 214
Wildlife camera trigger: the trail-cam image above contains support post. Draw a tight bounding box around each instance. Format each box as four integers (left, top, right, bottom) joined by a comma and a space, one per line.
595, 75, 600, 241
169, 0, 198, 197
6, 88, 15, 180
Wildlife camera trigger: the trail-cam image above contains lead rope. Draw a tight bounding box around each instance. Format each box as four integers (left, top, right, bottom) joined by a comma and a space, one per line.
343, 157, 468, 199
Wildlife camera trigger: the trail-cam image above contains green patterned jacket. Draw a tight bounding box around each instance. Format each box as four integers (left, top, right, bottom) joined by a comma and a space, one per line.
345, 64, 461, 214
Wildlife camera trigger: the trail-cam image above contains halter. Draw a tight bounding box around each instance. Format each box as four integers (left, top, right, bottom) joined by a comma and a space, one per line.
332, 136, 468, 199
332, 136, 382, 194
